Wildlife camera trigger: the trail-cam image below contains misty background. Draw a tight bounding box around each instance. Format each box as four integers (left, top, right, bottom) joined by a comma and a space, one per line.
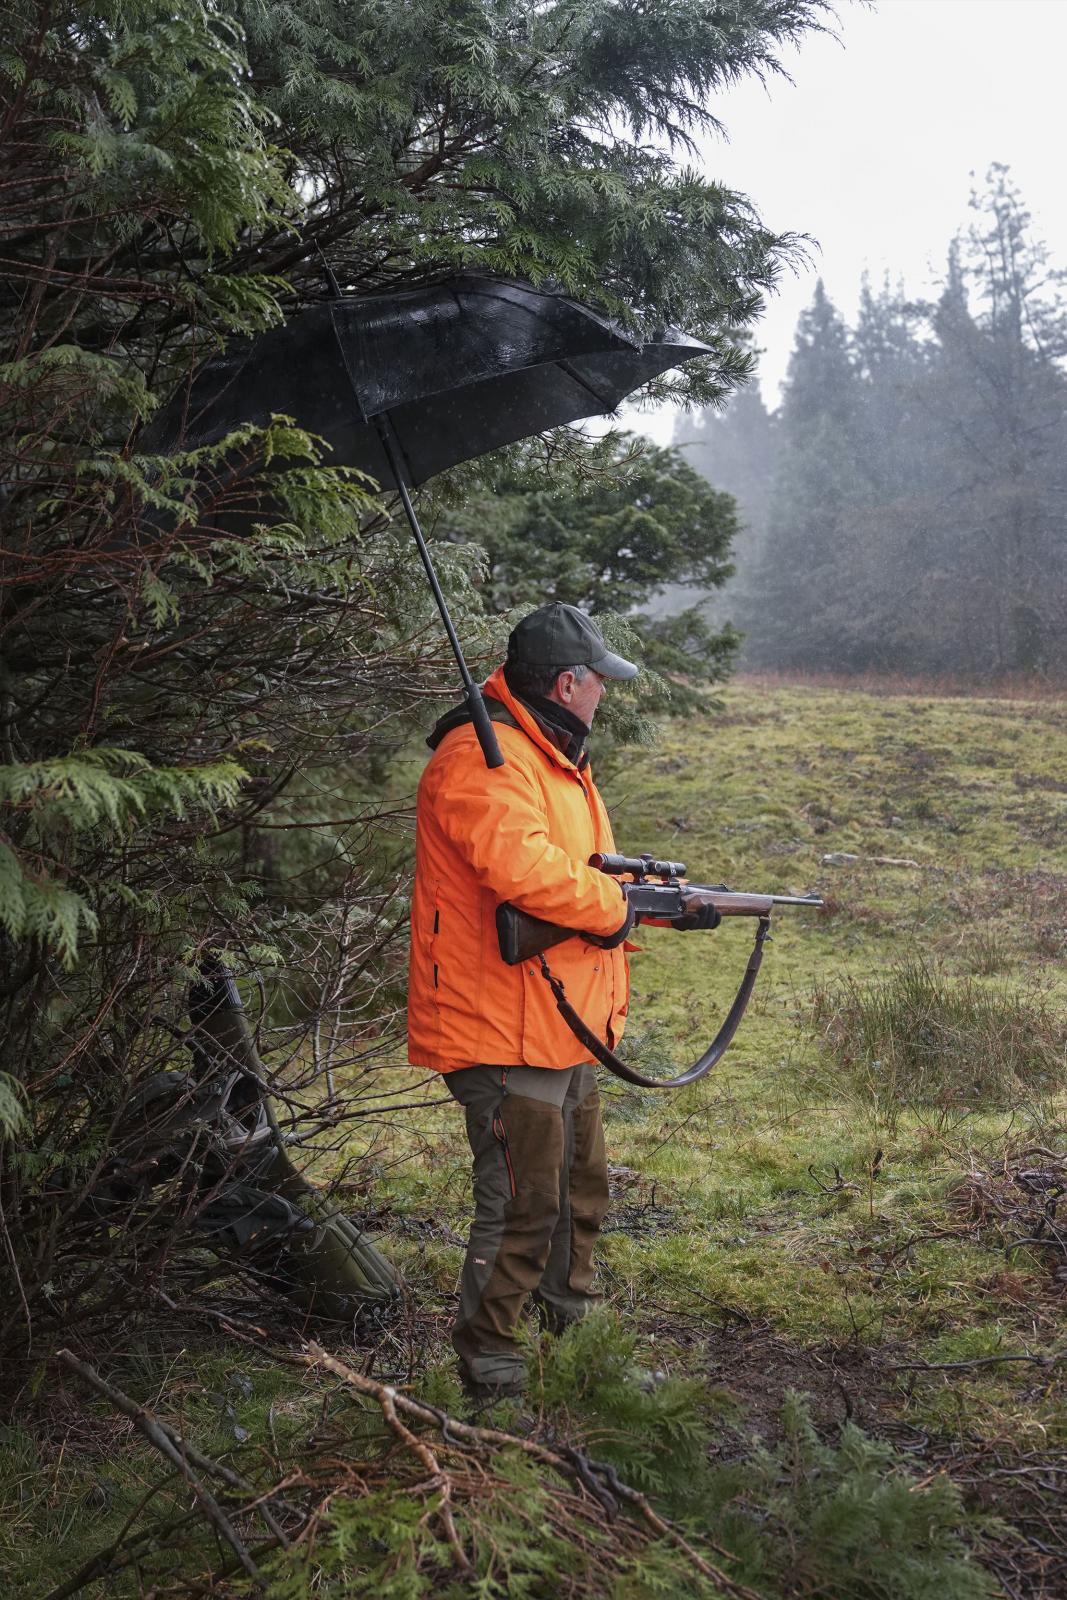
635, 0, 1067, 679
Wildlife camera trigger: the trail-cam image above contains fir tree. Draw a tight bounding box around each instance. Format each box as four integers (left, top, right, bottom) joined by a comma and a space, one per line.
741, 281, 862, 668
437, 435, 736, 613
734, 170, 1066, 678
919, 169, 1067, 673
668, 372, 777, 627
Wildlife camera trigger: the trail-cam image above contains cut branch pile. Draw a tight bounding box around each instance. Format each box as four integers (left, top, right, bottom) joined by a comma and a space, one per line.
48, 1343, 761, 1600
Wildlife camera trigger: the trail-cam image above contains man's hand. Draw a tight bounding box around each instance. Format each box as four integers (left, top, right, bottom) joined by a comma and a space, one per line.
671, 891, 722, 933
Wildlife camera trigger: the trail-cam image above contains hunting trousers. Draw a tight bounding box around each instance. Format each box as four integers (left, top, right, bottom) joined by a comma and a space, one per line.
446, 1063, 609, 1388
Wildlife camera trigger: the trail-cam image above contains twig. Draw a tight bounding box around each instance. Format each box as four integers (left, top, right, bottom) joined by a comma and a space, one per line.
56, 1350, 262, 1580
379, 1381, 472, 1573
889, 1349, 1067, 1373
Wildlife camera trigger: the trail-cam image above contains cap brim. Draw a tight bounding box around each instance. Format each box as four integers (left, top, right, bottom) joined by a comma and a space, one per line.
588, 649, 639, 681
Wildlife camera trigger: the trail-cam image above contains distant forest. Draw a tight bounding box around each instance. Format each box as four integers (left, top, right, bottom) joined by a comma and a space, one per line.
671, 168, 1067, 679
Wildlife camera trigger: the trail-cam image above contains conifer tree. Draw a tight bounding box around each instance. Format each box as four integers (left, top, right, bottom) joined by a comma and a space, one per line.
741, 281, 862, 667
732, 170, 1066, 678
839, 174, 1067, 676
668, 374, 777, 628
917, 170, 1067, 672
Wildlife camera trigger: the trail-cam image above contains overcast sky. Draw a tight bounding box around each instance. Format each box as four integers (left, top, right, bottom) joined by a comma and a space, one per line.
626, 0, 1067, 443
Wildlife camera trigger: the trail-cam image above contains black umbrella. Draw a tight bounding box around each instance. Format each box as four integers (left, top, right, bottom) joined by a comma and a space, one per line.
148, 275, 713, 767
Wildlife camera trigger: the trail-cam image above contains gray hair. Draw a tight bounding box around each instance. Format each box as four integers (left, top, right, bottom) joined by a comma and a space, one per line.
504, 660, 589, 700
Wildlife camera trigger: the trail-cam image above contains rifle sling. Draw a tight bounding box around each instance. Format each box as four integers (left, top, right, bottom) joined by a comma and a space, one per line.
535, 916, 772, 1089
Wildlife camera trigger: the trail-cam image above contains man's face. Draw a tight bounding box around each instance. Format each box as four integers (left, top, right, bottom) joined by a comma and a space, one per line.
552, 666, 607, 726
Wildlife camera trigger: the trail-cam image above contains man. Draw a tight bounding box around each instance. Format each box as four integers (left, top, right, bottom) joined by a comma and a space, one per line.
408, 601, 638, 1397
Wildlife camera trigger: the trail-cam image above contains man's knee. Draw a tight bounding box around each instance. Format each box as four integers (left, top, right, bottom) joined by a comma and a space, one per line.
459, 1091, 567, 1307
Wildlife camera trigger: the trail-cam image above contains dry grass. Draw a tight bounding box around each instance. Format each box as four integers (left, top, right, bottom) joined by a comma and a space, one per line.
737, 669, 1067, 700
811, 959, 1067, 1123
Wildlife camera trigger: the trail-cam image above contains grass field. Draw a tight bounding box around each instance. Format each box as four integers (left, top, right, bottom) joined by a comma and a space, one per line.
5, 679, 1066, 1597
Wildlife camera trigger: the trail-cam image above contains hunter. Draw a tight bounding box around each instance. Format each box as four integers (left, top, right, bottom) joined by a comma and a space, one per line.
408, 602, 638, 1398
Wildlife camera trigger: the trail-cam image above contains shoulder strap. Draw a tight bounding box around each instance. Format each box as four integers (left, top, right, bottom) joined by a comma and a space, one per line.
535, 918, 771, 1089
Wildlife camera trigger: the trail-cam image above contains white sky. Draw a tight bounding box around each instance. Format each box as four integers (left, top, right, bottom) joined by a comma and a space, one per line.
623, 0, 1067, 443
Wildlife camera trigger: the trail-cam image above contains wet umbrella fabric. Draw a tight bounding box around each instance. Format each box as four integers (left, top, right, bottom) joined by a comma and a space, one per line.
147, 275, 713, 765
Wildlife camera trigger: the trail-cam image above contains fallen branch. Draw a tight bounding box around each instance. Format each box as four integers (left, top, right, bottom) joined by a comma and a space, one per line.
379, 1379, 472, 1574
305, 1341, 763, 1600
55, 1349, 271, 1585
821, 851, 922, 869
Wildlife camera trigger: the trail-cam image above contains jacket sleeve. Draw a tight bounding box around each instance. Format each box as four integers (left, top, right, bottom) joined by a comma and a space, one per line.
427, 740, 628, 938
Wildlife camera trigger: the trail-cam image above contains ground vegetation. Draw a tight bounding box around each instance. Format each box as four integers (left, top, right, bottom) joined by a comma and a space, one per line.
7, 679, 1066, 1597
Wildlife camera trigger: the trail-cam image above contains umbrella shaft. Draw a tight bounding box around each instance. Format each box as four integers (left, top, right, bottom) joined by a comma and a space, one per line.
375, 420, 504, 769
392, 468, 475, 695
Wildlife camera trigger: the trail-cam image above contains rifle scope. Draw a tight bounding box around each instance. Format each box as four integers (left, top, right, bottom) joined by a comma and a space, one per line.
590, 852, 687, 880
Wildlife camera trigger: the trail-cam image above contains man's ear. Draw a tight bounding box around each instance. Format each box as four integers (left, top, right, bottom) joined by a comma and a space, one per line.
553, 670, 576, 704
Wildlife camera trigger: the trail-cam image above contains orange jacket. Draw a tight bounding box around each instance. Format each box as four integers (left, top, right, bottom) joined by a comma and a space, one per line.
408, 666, 630, 1072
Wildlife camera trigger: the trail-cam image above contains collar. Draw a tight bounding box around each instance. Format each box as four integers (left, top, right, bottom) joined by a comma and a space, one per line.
482, 666, 589, 773
511, 689, 590, 767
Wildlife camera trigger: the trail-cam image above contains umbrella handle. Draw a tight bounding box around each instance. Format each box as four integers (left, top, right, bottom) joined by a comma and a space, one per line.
375, 419, 505, 769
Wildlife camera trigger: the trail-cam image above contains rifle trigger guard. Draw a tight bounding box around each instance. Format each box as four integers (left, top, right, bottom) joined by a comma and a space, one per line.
537, 913, 773, 1090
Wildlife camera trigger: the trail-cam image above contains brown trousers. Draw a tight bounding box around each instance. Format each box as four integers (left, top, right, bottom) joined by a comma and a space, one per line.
445, 1063, 609, 1387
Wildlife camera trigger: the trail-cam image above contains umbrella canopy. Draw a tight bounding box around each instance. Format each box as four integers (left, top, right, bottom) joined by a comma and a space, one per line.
147, 275, 712, 488
147, 275, 713, 766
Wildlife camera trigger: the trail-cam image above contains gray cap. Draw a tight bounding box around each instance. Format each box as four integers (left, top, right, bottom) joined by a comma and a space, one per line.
507, 602, 639, 681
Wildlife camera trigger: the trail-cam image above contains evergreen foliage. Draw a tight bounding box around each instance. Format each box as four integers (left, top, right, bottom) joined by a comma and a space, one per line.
666, 376, 777, 625
743, 279, 864, 666
531, 1309, 716, 1511
434, 432, 742, 711
711, 1391, 998, 1599
253, 1326, 995, 1600
231, 0, 825, 378
443, 436, 738, 616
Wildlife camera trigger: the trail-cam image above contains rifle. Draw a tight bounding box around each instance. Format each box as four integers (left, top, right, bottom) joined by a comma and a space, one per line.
497, 852, 821, 966
496, 853, 823, 1090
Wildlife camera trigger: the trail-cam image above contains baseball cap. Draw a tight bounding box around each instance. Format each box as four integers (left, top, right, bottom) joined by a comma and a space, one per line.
507, 603, 639, 681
